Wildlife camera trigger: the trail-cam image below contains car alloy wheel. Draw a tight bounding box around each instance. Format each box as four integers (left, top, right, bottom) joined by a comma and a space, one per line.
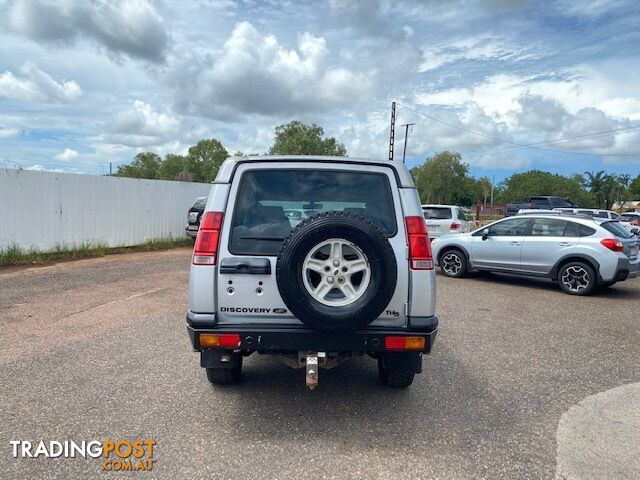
560, 265, 591, 293
302, 238, 371, 307
441, 252, 463, 276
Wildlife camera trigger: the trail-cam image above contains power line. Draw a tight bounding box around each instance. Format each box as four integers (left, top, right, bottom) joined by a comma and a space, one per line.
465, 125, 640, 159
396, 102, 640, 157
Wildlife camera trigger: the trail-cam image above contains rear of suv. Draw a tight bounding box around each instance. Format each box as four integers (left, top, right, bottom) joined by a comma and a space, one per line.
185, 196, 207, 241
186, 156, 438, 389
422, 204, 471, 238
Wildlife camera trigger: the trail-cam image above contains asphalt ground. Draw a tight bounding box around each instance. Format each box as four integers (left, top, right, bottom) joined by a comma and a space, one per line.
1, 249, 639, 479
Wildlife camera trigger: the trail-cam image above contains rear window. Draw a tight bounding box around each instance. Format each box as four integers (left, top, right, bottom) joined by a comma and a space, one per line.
192, 197, 207, 209
229, 170, 396, 255
601, 221, 634, 239
551, 198, 574, 207
423, 207, 452, 219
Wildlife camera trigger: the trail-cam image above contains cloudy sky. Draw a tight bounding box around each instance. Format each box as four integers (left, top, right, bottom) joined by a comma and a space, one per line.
1, 0, 639, 180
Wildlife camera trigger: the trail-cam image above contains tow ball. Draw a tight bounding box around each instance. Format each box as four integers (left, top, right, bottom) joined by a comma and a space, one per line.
301, 352, 326, 390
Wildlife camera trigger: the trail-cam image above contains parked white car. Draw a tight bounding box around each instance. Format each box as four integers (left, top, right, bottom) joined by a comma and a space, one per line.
619, 212, 640, 234
553, 208, 621, 220
422, 204, 471, 239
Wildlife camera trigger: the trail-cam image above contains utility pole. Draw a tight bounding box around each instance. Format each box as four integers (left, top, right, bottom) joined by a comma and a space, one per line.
400, 123, 415, 164
388, 101, 396, 161
490, 174, 495, 206
109, 162, 112, 176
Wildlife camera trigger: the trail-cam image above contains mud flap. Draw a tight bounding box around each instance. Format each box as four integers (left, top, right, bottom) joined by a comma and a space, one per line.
201, 349, 239, 369
380, 352, 422, 373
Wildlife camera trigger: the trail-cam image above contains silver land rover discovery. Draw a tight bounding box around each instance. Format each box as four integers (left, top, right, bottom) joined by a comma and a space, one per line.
186, 156, 438, 389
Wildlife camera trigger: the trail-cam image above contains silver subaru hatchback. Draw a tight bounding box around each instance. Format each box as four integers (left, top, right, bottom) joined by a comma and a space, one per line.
430, 213, 639, 295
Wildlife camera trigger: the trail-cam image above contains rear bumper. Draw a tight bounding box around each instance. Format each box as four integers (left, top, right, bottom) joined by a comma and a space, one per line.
185, 225, 199, 238
186, 317, 438, 354
608, 255, 639, 283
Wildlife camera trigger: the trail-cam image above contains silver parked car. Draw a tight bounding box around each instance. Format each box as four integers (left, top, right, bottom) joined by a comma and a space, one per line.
431, 213, 639, 295
422, 204, 471, 238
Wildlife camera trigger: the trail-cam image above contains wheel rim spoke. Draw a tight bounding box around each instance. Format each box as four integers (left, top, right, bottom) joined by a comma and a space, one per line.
345, 259, 367, 274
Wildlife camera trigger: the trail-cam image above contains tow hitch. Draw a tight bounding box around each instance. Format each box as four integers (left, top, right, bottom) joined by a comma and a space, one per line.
301, 352, 326, 390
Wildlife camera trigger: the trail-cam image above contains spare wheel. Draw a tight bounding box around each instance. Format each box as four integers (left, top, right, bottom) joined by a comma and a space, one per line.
275, 211, 397, 332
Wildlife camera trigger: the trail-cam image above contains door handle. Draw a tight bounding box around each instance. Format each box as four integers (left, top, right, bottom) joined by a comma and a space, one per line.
559, 242, 571, 247
509, 241, 520, 246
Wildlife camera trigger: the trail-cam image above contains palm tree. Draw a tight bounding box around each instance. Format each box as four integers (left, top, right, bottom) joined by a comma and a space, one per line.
584, 170, 606, 208
614, 174, 631, 210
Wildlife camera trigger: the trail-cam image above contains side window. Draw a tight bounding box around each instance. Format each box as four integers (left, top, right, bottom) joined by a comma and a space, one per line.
563, 221, 579, 237
579, 225, 596, 237
456, 209, 468, 221
488, 218, 531, 236
531, 218, 567, 236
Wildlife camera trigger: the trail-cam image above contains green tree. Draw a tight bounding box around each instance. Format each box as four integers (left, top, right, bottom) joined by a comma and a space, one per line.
629, 174, 640, 199
500, 170, 592, 206
157, 153, 188, 181
411, 151, 472, 205
186, 139, 228, 183
268, 121, 346, 156
115, 152, 161, 179
584, 170, 607, 208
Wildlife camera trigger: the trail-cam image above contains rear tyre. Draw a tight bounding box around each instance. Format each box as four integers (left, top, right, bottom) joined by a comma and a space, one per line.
206, 355, 242, 385
439, 249, 468, 278
377, 357, 415, 388
557, 262, 597, 296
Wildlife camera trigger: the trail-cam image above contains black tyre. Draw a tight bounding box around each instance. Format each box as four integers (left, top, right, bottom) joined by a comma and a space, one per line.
438, 249, 468, 278
276, 211, 397, 332
377, 358, 415, 388
205, 356, 242, 385
557, 261, 597, 296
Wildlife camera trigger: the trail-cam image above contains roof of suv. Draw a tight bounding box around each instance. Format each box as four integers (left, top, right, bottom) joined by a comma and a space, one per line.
215, 155, 416, 187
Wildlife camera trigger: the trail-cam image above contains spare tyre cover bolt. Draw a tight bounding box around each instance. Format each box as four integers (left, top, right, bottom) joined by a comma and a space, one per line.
333, 259, 340, 267
327, 276, 334, 284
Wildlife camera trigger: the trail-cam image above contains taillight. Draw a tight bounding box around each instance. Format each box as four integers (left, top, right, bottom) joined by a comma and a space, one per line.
450, 222, 461, 230
199, 333, 241, 348
405, 216, 433, 270
384, 336, 426, 350
193, 212, 223, 265
600, 238, 624, 252
631, 220, 640, 226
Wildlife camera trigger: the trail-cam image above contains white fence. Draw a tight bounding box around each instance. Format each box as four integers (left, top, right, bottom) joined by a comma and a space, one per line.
0, 169, 211, 251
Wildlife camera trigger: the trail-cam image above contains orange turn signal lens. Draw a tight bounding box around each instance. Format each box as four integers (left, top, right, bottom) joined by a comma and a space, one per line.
199, 334, 241, 349
384, 336, 426, 350
199, 334, 220, 348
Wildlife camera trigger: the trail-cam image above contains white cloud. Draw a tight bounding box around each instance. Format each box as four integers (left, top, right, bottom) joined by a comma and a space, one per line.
0, 127, 21, 138
419, 34, 537, 72
54, 148, 79, 161
104, 100, 180, 147
6, 0, 169, 62
171, 22, 375, 118
0, 62, 82, 103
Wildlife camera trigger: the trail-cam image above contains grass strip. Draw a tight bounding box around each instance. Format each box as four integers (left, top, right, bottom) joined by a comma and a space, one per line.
0, 238, 193, 266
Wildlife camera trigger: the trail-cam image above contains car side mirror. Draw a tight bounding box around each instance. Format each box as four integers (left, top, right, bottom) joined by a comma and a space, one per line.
632, 228, 640, 236
482, 228, 489, 240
